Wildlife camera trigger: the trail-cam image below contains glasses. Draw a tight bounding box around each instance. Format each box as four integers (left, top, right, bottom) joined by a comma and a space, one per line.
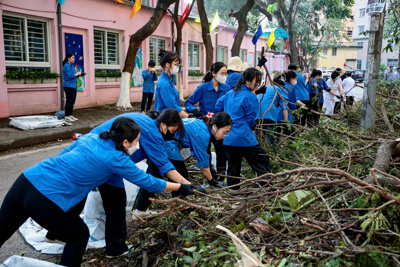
218, 130, 229, 137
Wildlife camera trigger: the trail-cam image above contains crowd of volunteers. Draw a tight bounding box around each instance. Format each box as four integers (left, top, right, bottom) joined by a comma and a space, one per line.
0, 48, 360, 266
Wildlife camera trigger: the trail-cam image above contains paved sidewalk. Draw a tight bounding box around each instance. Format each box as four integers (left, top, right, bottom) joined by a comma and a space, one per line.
0, 104, 141, 152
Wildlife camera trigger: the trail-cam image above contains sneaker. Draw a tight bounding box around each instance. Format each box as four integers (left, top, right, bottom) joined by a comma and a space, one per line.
45, 237, 66, 245
131, 209, 159, 220
64, 116, 74, 122
141, 111, 146, 114
106, 244, 134, 258
70, 115, 78, 121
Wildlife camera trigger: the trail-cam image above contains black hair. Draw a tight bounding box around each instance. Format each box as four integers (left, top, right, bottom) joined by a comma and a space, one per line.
281, 71, 297, 82
311, 69, 322, 78
158, 50, 181, 69
273, 77, 285, 86
288, 64, 297, 70
62, 53, 74, 66
147, 108, 185, 140
148, 60, 155, 67
389, 66, 393, 68
335, 68, 342, 72
200, 112, 232, 129
331, 70, 341, 79
202, 62, 227, 83
99, 117, 141, 154
346, 71, 352, 77
233, 68, 262, 92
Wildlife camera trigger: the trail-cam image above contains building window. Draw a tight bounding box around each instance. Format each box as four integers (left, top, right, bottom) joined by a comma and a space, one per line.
332, 48, 337, 56
347, 27, 353, 36
357, 60, 362, 70
240, 49, 247, 62
94, 29, 120, 72
188, 42, 201, 72
124, 0, 150, 7
322, 67, 327, 70
387, 59, 399, 67
357, 42, 363, 48
358, 26, 365, 35
360, 8, 366, 18
2, 14, 50, 70
323, 49, 328, 55
149, 37, 166, 67
216, 46, 226, 63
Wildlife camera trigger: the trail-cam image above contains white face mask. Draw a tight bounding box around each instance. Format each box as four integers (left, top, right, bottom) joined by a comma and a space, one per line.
127, 141, 140, 156
170, 65, 179, 75
215, 74, 227, 84
291, 80, 298, 86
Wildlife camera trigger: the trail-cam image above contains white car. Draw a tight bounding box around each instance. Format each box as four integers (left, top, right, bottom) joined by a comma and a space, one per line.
321, 70, 332, 81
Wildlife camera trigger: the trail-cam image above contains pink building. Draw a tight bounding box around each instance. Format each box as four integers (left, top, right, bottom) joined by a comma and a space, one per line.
0, 0, 287, 118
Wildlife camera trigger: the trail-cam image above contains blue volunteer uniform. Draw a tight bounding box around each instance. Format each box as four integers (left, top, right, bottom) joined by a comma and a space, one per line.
142, 69, 158, 93
226, 71, 242, 90
90, 113, 176, 188
154, 72, 182, 113
164, 118, 211, 168
215, 84, 259, 147
63, 62, 77, 89
23, 133, 166, 212
277, 82, 298, 123
294, 71, 309, 101
307, 78, 329, 104
185, 80, 230, 115
256, 85, 285, 122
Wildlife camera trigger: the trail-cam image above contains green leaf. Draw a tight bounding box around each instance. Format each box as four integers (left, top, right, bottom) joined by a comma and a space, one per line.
287, 191, 299, 210
183, 246, 197, 252
278, 257, 287, 267
268, 214, 281, 223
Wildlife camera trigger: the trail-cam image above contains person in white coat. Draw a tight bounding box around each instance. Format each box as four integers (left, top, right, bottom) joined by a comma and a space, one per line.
343, 72, 355, 107
325, 71, 344, 116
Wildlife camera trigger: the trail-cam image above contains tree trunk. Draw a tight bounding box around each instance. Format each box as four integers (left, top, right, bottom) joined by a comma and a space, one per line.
230, 0, 255, 57
287, 23, 299, 66
197, 0, 213, 71
172, 0, 195, 100
116, 0, 177, 109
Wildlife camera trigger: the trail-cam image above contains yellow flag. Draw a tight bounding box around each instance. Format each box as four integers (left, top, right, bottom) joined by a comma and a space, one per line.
115, 0, 124, 3
268, 30, 275, 48
209, 10, 221, 32
130, 0, 141, 20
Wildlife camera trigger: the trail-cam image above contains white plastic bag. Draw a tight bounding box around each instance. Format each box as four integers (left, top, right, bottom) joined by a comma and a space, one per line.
9, 116, 65, 130
0, 255, 64, 267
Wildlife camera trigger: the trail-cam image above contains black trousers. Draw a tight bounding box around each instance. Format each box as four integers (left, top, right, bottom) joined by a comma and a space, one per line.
136, 159, 188, 211
141, 92, 154, 112
207, 135, 227, 175
309, 94, 321, 126
224, 145, 271, 190
346, 96, 354, 107
64, 86, 77, 116
334, 101, 342, 114
0, 174, 89, 267
255, 119, 276, 145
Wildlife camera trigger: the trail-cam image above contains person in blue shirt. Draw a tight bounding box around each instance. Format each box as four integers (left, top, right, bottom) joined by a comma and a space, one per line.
215, 68, 271, 189
141, 61, 158, 113
255, 79, 286, 145
276, 71, 307, 135
288, 64, 310, 126
62, 53, 82, 122
226, 57, 247, 90
0, 117, 204, 267
185, 62, 230, 175
307, 69, 330, 125
154, 50, 189, 118
87, 109, 192, 257
136, 112, 233, 211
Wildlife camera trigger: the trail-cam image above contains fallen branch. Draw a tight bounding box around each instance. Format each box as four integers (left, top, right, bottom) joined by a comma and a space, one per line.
149, 197, 211, 211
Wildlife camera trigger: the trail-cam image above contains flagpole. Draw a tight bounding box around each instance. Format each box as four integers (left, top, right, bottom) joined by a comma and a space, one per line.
57, 2, 64, 110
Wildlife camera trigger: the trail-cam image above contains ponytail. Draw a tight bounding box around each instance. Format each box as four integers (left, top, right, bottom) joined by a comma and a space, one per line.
99, 117, 141, 153
202, 62, 227, 83
281, 71, 296, 83
233, 68, 261, 92
200, 112, 232, 129
63, 53, 74, 66
158, 49, 181, 69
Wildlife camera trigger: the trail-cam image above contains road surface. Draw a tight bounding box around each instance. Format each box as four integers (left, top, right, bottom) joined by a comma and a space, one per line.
0, 141, 72, 264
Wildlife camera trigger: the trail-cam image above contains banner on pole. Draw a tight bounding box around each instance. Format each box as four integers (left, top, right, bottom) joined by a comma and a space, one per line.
367, 0, 386, 14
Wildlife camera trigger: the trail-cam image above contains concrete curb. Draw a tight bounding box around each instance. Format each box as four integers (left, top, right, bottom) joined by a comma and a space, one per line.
0, 125, 93, 152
